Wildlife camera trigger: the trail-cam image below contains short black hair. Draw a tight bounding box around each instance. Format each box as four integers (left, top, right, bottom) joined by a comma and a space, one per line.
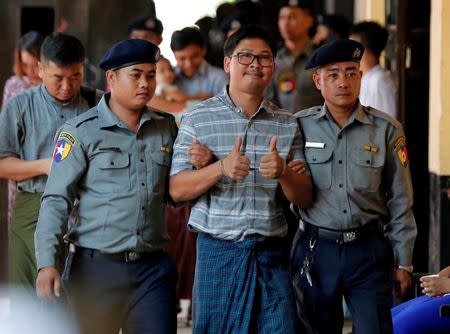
170, 27, 205, 51
223, 25, 277, 57
350, 21, 388, 58
40, 33, 85, 66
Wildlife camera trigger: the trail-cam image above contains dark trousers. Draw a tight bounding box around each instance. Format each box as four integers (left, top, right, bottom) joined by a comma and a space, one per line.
62, 249, 177, 334
290, 226, 394, 334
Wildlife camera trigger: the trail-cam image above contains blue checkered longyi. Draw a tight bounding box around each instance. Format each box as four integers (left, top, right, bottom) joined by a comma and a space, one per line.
192, 233, 299, 334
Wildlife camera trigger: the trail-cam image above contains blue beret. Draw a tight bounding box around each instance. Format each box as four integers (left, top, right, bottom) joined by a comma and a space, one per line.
99, 39, 160, 71
128, 16, 163, 34
304, 39, 364, 69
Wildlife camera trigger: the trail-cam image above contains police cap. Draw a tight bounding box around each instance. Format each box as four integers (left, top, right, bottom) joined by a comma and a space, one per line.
99, 39, 160, 71
304, 39, 364, 70
127, 16, 163, 34
276, 0, 314, 11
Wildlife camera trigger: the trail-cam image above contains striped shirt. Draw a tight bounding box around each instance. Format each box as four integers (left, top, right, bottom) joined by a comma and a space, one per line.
171, 88, 306, 241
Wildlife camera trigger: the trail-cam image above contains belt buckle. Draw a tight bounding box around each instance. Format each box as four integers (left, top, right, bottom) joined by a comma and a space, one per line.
342, 231, 357, 243
125, 251, 139, 262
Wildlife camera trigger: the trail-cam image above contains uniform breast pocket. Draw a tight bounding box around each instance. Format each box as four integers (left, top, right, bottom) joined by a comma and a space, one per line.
94, 152, 131, 193
305, 148, 333, 189
150, 152, 171, 193
350, 149, 385, 192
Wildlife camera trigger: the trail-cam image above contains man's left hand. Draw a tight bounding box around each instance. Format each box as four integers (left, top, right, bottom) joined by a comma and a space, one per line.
259, 136, 286, 179
394, 267, 412, 298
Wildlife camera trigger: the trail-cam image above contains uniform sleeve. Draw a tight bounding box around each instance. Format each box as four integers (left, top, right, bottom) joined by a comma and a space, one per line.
35, 124, 88, 269
170, 111, 197, 176
0, 97, 24, 158
383, 124, 417, 266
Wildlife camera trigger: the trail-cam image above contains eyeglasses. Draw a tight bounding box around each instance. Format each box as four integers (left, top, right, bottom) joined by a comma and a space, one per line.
231, 52, 274, 67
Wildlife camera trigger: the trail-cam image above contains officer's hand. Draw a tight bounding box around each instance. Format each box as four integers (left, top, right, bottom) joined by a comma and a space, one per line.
288, 160, 306, 175
420, 274, 450, 297
394, 267, 412, 298
36, 266, 62, 301
222, 137, 250, 180
188, 138, 213, 170
259, 136, 286, 179
41, 158, 52, 176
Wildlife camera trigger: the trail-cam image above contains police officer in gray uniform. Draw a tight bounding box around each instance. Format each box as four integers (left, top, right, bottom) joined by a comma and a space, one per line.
0, 33, 101, 305
265, 0, 324, 113
290, 39, 417, 334
35, 39, 178, 334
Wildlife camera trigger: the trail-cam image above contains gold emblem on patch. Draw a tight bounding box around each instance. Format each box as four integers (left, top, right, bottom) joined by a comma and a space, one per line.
160, 146, 170, 154
352, 48, 362, 59
394, 137, 409, 167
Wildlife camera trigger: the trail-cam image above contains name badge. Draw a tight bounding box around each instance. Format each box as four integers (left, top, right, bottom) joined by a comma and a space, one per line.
305, 142, 325, 149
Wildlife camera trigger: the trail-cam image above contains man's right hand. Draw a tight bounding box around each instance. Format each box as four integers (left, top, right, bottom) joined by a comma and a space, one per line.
221, 137, 250, 180
36, 266, 62, 301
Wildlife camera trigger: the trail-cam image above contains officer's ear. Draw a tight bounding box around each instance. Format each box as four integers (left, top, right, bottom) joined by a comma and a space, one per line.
312, 70, 322, 90
105, 69, 117, 86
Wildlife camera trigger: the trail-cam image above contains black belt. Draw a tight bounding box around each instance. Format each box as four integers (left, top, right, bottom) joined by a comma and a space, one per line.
71, 245, 161, 263
306, 222, 382, 244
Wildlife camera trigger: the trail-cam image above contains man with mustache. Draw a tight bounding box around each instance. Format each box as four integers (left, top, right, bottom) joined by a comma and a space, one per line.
291, 39, 417, 334
34, 39, 178, 334
170, 25, 312, 333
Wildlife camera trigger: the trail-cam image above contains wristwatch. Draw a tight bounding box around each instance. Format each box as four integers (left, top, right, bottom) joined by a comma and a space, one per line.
398, 265, 414, 273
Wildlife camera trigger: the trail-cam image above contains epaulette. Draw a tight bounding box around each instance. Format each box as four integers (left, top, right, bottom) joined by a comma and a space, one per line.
363, 105, 401, 129
148, 108, 175, 121
294, 106, 322, 118
66, 108, 98, 127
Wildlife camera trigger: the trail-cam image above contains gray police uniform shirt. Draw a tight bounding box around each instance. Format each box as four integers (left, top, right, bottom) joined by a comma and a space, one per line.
35, 93, 178, 269
295, 103, 417, 266
266, 42, 324, 113
174, 61, 228, 96
0, 84, 101, 193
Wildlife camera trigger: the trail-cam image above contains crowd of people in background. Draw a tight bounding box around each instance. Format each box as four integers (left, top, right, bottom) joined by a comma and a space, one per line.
1, 0, 449, 333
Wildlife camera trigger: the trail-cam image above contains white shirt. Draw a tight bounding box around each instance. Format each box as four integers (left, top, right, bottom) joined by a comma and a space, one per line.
359, 65, 397, 119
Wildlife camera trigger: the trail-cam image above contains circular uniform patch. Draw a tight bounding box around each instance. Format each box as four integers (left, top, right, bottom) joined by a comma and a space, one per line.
276, 70, 296, 94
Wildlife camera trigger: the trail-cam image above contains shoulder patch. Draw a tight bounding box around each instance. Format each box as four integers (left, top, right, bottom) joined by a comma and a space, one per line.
394, 136, 409, 167
53, 131, 76, 162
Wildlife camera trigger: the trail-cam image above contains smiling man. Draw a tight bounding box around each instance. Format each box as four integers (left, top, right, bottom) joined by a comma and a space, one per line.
169, 25, 312, 333
34, 39, 178, 334
291, 39, 417, 334
0, 33, 102, 306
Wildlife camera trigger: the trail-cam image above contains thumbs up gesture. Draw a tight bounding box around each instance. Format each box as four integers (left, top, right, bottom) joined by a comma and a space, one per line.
221, 137, 250, 180
259, 136, 286, 179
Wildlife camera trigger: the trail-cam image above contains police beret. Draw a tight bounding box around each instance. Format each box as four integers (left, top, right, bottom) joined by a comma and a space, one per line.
276, 0, 314, 11
128, 16, 163, 34
304, 39, 364, 69
99, 39, 160, 71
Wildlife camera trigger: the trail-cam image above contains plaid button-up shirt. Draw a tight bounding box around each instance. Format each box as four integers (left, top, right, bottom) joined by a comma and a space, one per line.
171, 88, 306, 241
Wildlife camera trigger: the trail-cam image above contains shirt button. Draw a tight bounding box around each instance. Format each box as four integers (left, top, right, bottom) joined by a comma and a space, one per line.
110, 161, 114, 166
312, 157, 316, 161
141, 206, 145, 211
140, 159, 144, 163
60, 115, 64, 119
338, 160, 342, 164
366, 160, 371, 164
339, 184, 343, 188
338, 135, 342, 139
141, 182, 145, 186
343, 209, 347, 214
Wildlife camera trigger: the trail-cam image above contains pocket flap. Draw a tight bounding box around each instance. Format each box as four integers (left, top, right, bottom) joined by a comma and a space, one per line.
305, 148, 333, 164
351, 150, 384, 167
98, 152, 130, 169
151, 152, 171, 166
